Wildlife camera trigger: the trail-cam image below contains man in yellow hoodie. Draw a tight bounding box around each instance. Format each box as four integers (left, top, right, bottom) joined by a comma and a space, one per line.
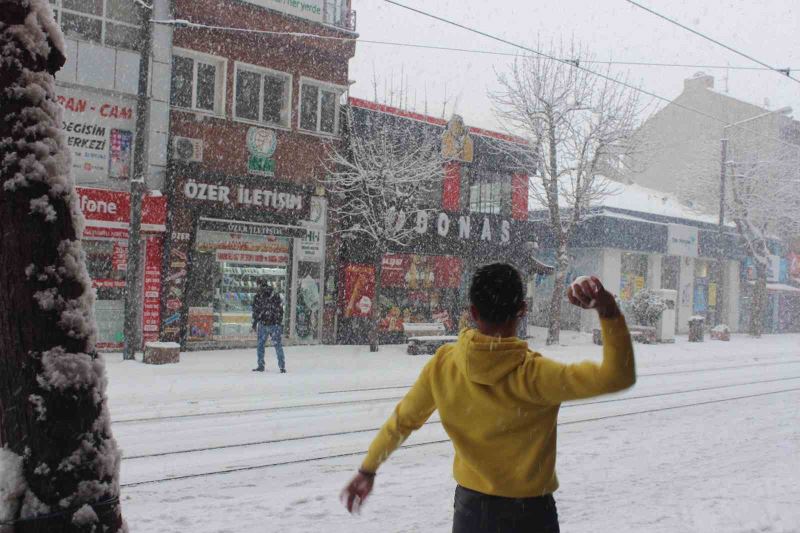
342, 263, 636, 532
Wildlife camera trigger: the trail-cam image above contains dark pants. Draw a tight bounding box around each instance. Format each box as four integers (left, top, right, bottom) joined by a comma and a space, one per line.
453, 485, 560, 533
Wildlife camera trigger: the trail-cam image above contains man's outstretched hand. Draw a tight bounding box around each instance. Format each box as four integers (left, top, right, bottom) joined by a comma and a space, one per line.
567, 276, 620, 319
341, 470, 375, 514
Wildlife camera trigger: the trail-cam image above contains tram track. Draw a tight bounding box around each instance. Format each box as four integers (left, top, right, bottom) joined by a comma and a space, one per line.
122, 374, 800, 460
120, 385, 800, 488
113, 357, 800, 425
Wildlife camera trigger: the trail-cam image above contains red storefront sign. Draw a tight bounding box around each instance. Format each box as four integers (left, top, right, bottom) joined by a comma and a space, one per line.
78, 187, 129, 224
342, 264, 376, 318
442, 162, 461, 212
381, 254, 463, 289
511, 173, 528, 221
112, 242, 128, 271
76, 186, 167, 230
142, 236, 163, 343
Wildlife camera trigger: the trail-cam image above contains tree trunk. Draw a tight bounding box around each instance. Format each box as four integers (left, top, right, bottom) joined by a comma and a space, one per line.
0, 2, 125, 531
368, 255, 384, 352
546, 244, 569, 345
749, 263, 768, 338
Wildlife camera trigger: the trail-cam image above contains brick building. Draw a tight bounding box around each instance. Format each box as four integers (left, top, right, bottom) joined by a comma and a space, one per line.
335, 99, 551, 344
159, 0, 356, 348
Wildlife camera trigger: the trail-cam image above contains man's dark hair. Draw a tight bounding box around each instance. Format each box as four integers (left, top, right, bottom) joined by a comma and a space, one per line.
469, 263, 525, 325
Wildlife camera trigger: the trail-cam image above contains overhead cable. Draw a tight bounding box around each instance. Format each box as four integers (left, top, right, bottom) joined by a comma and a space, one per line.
623, 0, 799, 85
381, 0, 800, 150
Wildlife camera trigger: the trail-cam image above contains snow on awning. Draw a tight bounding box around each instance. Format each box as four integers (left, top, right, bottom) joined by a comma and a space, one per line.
766, 283, 800, 293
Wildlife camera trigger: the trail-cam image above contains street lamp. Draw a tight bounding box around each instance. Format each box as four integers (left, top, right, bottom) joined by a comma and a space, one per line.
715, 106, 792, 326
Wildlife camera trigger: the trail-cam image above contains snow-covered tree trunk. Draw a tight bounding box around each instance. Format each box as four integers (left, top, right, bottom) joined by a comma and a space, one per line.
367, 256, 384, 352
0, 2, 125, 532
546, 243, 569, 345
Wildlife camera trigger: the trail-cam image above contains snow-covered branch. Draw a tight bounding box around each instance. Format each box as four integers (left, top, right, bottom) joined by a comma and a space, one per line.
321, 107, 444, 250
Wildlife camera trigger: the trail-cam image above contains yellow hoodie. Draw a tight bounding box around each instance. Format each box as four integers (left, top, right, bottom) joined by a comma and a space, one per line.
360, 315, 636, 498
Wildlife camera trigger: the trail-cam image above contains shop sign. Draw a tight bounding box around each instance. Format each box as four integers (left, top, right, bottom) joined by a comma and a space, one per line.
342, 264, 375, 318
76, 187, 167, 230
57, 86, 135, 181
667, 224, 698, 257
768, 254, 781, 282
198, 218, 307, 239
790, 253, 800, 281
181, 178, 310, 219
112, 242, 128, 271
142, 236, 163, 343
242, 0, 324, 23
382, 254, 462, 289
215, 250, 289, 266
298, 229, 324, 261
246, 127, 278, 177
412, 211, 511, 245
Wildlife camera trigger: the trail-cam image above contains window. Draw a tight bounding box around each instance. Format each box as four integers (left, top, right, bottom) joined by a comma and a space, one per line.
171, 51, 226, 115
234, 64, 291, 128
49, 0, 142, 51
299, 79, 344, 135
469, 172, 510, 214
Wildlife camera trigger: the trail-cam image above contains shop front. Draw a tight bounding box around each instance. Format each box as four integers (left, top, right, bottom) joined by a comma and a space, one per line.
160, 167, 323, 348
76, 186, 167, 350
336, 211, 547, 344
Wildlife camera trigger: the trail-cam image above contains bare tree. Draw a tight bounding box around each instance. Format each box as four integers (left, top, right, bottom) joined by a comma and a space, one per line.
685, 128, 800, 337
0, 2, 125, 531
322, 107, 444, 351
490, 43, 643, 344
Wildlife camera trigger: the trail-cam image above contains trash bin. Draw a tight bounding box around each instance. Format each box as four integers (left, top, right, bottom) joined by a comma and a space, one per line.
688, 316, 705, 342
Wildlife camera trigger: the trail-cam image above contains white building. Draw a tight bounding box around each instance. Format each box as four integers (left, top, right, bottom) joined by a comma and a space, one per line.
48, 0, 174, 349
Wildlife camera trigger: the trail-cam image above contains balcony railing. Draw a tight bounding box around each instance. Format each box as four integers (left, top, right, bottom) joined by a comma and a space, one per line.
324, 0, 357, 31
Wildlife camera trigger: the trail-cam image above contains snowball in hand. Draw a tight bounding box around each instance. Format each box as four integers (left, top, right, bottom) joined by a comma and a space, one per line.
570, 275, 597, 308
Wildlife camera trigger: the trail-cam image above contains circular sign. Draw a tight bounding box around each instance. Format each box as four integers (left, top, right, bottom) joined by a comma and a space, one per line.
357, 296, 373, 315
246, 127, 278, 157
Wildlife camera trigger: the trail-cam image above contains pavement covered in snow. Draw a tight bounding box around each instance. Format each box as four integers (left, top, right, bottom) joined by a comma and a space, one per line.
105, 330, 800, 532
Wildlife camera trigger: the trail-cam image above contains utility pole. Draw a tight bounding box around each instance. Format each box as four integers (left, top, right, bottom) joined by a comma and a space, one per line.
715, 137, 727, 327
123, 3, 153, 360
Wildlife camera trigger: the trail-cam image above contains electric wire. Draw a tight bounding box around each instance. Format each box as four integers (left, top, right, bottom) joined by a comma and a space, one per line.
152, 13, 800, 150
622, 0, 799, 84
381, 0, 800, 151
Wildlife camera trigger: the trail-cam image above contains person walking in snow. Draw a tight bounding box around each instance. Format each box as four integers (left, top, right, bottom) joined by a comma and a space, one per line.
341, 263, 636, 532
251, 281, 286, 373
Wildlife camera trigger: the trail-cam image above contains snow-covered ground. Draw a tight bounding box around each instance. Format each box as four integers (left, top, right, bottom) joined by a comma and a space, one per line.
106, 330, 800, 532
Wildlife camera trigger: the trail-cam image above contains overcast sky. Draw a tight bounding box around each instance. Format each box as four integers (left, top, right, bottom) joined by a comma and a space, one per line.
348, 0, 800, 132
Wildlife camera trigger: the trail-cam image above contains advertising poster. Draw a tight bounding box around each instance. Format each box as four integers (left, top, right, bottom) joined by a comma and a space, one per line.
57, 87, 136, 181
142, 237, 163, 343
342, 264, 375, 318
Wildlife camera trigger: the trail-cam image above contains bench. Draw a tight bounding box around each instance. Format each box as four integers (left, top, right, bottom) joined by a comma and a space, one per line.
404, 322, 451, 355
407, 335, 458, 355
593, 325, 657, 345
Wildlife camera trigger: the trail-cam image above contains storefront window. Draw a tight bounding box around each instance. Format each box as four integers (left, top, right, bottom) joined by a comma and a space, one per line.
186, 229, 291, 343
84, 238, 127, 349
693, 259, 717, 318
378, 254, 463, 341
295, 262, 322, 342
620, 252, 648, 301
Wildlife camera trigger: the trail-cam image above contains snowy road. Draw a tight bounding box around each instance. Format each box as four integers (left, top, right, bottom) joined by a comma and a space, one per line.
107, 333, 800, 532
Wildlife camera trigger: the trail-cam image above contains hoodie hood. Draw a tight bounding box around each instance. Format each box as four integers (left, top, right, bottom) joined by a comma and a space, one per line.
453, 329, 529, 385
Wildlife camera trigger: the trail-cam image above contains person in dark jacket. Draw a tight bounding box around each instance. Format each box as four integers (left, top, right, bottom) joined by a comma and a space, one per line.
251, 281, 286, 373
